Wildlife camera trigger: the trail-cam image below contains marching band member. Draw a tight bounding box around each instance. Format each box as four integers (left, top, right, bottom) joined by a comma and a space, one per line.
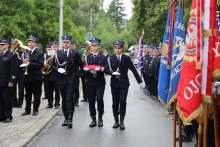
0, 38, 18, 123
51, 35, 83, 129
22, 35, 44, 116
83, 38, 107, 127
105, 40, 145, 130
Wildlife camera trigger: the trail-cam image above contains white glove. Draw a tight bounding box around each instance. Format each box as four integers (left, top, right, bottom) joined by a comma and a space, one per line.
139, 82, 145, 89
83, 67, 89, 71
213, 81, 220, 87
95, 67, 100, 71
58, 68, 66, 74
112, 72, 120, 76
212, 83, 216, 94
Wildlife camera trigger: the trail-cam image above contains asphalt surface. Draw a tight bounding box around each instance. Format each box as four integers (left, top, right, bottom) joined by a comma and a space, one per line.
26, 71, 196, 147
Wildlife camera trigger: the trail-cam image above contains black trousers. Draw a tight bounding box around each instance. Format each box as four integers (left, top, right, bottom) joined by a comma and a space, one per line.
47, 80, 60, 106
43, 78, 47, 98
111, 86, 129, 117
12, 78, 24, 106
59, 83, 75, 118
87, 84, 105, 116
24, 80, 42, 112
74, 77, 79, 103
0, 86, 13, 119
17, 78, 24, 106
81, 76, 87, 100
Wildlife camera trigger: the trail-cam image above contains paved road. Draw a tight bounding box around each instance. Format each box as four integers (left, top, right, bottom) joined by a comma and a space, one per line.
27, 72, 196, 147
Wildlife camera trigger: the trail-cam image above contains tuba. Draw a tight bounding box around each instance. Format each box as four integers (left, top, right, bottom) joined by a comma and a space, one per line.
41, 56, 54, 74
81, 41, 92, 62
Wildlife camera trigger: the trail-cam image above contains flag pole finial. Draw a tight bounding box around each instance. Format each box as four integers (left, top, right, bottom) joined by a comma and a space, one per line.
142, 29, 144, 36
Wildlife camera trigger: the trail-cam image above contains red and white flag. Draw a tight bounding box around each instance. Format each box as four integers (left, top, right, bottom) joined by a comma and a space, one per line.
177, 0, 204, 123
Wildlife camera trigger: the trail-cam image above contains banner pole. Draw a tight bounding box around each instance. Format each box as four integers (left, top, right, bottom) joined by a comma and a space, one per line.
203, 102, 208, 147
173, 99, 177, 147
178, 116, 182, 147
213, 93, 219, 147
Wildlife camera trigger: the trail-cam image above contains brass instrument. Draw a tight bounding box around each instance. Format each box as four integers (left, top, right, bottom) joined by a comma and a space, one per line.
41, 56, 54, 74
10, 39, 21, 59
81, 41, 92, 62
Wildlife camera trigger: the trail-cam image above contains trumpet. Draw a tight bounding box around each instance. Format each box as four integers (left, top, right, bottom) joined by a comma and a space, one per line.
18, 40, 30, 75
81, 41, 92, 62
41, 56, 54, 74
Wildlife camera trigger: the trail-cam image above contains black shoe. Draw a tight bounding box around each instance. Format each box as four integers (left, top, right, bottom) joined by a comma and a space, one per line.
0, 118, 5, 122
75, 102, 79, 107
120, 122, 125, 130
3, 118, 12, 123
68, 120, 72, 128
113, 122, 119, 128
98, 118, 103, 127
89, 116, 97, 127
176, 134, 192, 142
46, 105, 53, 109
62, 120, 68, 126
54, 105, 60, 109
22, 111, 30, 116
32, 111, 38, 116
17, 105, 22, 108
81, 99, 88, 102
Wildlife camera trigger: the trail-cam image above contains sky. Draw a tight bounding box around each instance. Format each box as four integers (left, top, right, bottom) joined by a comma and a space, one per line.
103, 0, 133, 19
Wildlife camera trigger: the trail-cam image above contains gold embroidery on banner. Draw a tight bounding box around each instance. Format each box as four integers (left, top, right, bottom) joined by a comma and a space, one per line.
183, 55, 196, 62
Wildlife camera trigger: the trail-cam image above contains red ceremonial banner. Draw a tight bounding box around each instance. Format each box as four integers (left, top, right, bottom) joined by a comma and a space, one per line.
177, 0, 204, 123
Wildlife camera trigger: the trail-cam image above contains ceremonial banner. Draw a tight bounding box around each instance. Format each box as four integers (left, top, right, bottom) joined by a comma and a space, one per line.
212, 4, 220, 82
166, 3, 185, 107
177, 0, 204, 123
158, 2, 175, 104
137, 35, 144, 69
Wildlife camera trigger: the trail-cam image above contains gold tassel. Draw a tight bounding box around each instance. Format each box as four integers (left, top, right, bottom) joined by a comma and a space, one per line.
165, 111, 169, 117
196, 62, 201, 70
166, 65, 170, 70
198, 124, 203, 134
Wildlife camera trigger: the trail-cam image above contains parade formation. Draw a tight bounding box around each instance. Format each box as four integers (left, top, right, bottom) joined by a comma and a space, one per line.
1, 0, 220, 147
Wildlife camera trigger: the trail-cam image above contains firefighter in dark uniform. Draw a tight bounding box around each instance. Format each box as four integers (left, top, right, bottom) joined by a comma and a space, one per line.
80, 44, 88, 102
151, 48, 161, 101
51, 35, 83, 129
83, 38, 107, 127
105, 40, 145, 130
22, 35, 44, 116
0, 38, 18, 123
70, 41, 80, 107
44, 42, 60, 109
10, 39, 24, 108
142, 46, 150, 92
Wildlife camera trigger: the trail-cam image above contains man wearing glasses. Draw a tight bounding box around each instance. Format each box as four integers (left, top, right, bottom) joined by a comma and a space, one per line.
0, 38, 18, 123
105, 40, 145, 130
51, 35, 83, 129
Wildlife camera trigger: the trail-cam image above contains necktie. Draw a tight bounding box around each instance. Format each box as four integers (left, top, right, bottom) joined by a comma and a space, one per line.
94, 55, 97, 58
118, 56, 120, 62
65, 51, 68, 57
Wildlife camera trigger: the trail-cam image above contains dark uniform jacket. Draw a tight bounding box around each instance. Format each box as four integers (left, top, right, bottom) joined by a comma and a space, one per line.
152, 55, 161, 79
51, 49, 83, 84
16, 50, 24, 79
105, 54, 142, 88
23, 49, 44, 82
0, 50, 18, 86
84, 53, 107, 86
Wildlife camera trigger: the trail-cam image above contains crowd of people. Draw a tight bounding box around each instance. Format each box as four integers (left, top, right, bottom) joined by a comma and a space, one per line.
0, 35, 145, 131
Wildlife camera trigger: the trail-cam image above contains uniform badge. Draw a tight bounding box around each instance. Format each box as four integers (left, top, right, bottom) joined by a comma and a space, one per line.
11, 76, 16, 79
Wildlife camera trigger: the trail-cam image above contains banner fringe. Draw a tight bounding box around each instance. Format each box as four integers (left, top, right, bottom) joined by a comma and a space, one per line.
196, 62, 201, 70
212, 68, 220, 79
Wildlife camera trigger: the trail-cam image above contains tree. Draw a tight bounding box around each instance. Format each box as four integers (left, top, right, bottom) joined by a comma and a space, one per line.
107, 0, 126, 32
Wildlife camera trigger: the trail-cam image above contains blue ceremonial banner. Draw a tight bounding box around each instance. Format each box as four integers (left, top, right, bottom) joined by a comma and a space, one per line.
137, 36, 143, 69
158, 7, 172, 104
166, 3, 185, 107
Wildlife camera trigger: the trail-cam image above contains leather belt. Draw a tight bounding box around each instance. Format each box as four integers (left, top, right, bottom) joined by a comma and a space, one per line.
114, 74, 128, 78
64, 71, 75, 76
